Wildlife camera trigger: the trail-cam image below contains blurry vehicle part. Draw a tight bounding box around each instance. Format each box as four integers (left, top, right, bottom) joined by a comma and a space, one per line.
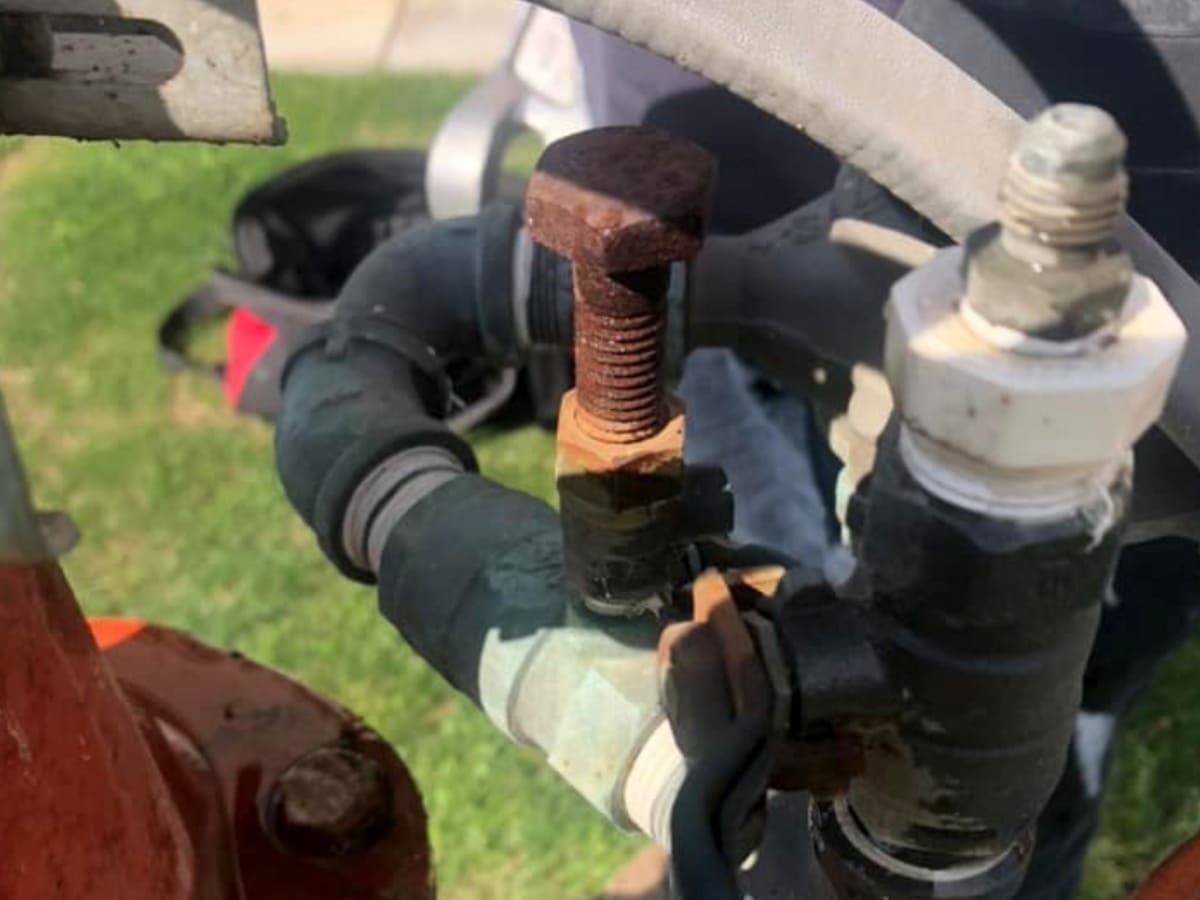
425, 3, 590, 221
425, 4, 587, 428
0, 0, 282, 143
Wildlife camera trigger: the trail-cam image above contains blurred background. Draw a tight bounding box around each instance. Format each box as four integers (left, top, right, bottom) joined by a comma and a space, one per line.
0, 2, 1197, 898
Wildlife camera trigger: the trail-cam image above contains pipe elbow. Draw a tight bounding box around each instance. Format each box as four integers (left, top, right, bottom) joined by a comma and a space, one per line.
337, 201, 525, 365
275, 206, 529, 580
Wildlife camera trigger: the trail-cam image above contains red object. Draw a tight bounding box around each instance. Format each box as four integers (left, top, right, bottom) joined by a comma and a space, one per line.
1, 561, 433, 900
1132, 833, 1200, 900
0, 564, 195, 900
223, 308, 276, 408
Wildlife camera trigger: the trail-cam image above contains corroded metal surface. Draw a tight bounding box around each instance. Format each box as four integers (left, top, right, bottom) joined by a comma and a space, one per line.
0, 566, 199, 900
525, 126, 713, 272
527, 126, 713, 443
572, 265, 670, 441
95, 618, 433, 900
0, 560, 433, 900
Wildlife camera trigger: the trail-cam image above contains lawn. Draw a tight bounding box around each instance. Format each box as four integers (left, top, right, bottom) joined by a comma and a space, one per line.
1, 72, 1198, 900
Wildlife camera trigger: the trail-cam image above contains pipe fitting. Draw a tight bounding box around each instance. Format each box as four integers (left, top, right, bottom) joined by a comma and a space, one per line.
556, 393, 687, 615
887, 248, 1184, 521
372, 474, 682, 834
886, 105, 1187, 522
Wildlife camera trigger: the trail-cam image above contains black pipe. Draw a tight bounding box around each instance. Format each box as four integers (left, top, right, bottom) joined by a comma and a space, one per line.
804, 426, 1130, 899
375, 474, 568, 700
275, 203, 527, 581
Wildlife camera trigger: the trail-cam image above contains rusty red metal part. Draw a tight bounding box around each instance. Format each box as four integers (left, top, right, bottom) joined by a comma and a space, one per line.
526, 126, 714, 444
1132, 833, 1200, 900
1, 559, 432, 900
0, 564, 197, 900
524, 126, 713, 272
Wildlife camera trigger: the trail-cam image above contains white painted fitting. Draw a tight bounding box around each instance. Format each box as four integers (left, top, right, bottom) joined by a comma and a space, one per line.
886, 247, 1186, 522
898, 428, 1130, 526
623, 718, 687, 848
477, 604, 679, 830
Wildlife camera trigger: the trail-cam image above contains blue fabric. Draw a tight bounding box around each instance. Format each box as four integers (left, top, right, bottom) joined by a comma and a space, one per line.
680, 350, 833, 568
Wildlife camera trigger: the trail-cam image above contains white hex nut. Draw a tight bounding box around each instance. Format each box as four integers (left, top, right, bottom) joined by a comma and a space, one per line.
886, 247, 1186, 472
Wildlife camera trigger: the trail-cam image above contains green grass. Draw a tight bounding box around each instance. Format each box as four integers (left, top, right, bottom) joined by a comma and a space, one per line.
2, 72, 1200, 900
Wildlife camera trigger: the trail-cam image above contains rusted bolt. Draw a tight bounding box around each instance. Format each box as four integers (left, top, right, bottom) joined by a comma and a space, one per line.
526, 126, 714, 443
267, 746, 394, 858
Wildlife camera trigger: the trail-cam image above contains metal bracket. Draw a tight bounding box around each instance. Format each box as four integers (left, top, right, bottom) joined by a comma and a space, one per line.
0, 0, 283, 144
425, 4, 591, 219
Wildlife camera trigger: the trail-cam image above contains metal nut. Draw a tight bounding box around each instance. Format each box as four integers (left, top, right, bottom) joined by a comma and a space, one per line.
964, 225, 1132, 339
268, 746, 394, 858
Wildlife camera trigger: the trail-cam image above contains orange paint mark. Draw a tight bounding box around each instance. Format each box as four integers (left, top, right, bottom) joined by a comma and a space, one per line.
89, 617, 147, 650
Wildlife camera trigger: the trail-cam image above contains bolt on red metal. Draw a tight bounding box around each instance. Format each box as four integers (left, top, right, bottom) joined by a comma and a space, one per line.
526, 126, 715, 443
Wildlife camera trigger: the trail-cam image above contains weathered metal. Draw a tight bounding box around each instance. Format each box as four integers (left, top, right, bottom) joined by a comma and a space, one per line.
0, 566, 197, 900
95, 618, 433, 899
965, 104, 1132, 340
526, 126, 713, 610
526, 125, 713, 442
0, 0, 283, 144
1, 389, 431, 899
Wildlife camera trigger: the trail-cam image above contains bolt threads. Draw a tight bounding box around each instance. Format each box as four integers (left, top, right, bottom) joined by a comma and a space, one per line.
999, 104, 1129, 262
1000, 158, 1127, 251
573, 265, 667, 443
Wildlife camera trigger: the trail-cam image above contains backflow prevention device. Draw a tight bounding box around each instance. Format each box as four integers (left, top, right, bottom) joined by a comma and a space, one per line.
274, 104, 1186, 899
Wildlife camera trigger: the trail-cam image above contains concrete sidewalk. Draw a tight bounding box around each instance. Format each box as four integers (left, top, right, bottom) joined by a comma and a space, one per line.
257, 0, 519, 73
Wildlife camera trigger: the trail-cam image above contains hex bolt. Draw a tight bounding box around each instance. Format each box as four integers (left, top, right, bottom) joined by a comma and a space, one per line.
267, 746, 394, 858
964, 104, 1134, 340
525, 127, 715, 443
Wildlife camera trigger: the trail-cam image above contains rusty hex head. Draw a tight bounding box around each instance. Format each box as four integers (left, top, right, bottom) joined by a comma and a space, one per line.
525, 126, 715, 273
268, 746, 394, 858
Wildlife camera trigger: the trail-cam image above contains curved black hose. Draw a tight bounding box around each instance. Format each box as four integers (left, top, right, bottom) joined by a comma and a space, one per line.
275, 203, 527, 581
670, 708, 771, 900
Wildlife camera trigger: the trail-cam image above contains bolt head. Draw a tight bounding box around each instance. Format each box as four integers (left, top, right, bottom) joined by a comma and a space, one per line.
268, 746, 393, 858
525, 127, 714, 272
